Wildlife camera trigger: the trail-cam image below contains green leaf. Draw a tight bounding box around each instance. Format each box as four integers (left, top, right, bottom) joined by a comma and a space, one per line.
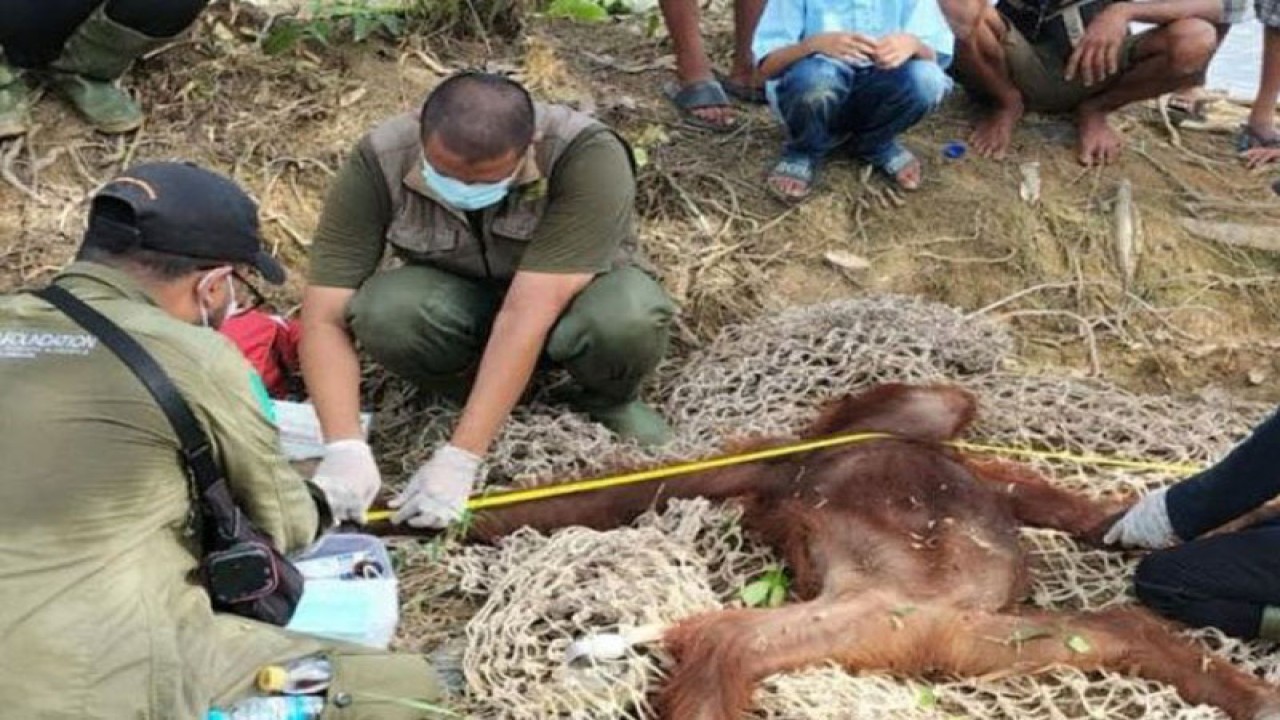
644, 10, 662, 37
262, 22, 305, 55
380, 14, 405, 37
1065, 634, 1092, 654
545, 0, 610, 22
632, 146, 649, 168
890, 605, 917, 618
740, 580, 772, 607
767, 583, 787, 608
917, 685, 937, 709
353, 14, 375, 42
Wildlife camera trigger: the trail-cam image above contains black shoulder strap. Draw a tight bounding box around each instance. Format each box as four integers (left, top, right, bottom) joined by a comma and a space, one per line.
33, 285, 223, 493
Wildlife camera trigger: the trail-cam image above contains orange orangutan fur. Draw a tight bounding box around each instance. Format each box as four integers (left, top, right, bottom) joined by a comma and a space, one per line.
468, 384, 1280, 720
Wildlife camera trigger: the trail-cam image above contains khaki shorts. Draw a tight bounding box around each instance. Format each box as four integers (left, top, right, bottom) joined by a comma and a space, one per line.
1002, 19, 1149, 113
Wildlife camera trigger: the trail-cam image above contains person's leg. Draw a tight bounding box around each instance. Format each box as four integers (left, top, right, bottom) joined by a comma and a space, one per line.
724, 0, 767, 98
841, 59, 951, 189
1075, 18, 1218, 165
45, 0, 210, 133
766, 55, 858, 199
1133, 517, 1280, 640
1168, 23, 1230, 120
950, 6, 1027, 158
346, 265, 502, 397
658, 0, 736, 130
105, 0, 209, 37
0, 0, 99, 69
1248, 18, 1280, 143
545, 266, 675, 446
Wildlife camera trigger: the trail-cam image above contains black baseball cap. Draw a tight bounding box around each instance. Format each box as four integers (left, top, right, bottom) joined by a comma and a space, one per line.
86, 162, 285, 285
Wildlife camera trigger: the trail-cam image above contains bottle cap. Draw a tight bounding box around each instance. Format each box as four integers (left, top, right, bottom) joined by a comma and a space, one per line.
942, 141, 967, 160
206, 711, 230, 720
256, 665, 288, 693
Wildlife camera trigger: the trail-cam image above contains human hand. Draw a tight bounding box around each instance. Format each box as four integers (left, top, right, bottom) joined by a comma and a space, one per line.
389, 444, 482, 529
1243, 146, 1280, 170
873, 33, 923, 69
311, 439, 382, 524
804, 32, 878, 65
1103, 486, 1180, 549
1065, 4, 1130, 86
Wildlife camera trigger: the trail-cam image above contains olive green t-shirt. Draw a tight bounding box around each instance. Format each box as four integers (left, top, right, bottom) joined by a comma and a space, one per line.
308, 131, 635, 289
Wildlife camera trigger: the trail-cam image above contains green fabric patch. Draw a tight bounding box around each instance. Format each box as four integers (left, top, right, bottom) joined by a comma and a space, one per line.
249, 371, 277, 425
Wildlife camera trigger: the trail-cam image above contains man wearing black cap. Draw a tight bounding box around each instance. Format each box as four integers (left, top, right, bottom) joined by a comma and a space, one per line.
0, 162, 449, 719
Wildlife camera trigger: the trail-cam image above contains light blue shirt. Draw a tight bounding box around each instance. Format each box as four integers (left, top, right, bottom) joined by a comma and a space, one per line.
752, 0, 956, 77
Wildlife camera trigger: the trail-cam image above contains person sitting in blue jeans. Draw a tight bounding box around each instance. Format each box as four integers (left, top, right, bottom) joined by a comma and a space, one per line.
753, 0, 954, 201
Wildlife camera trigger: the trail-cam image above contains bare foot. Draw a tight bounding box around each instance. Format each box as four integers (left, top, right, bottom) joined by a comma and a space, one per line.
894, 157, 922, 191
1245, 119, 1279, 146
690, 104, 737, 129
971, 98, 1024, 159
1076, 107, 1124, 166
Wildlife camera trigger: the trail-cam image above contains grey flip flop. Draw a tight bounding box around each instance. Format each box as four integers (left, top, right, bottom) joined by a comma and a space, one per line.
714, 70, 767, 105
1238, 125, 1280, 153
767, 154, 818, 203
871, 142, 921, 191
664, 79, 739, 133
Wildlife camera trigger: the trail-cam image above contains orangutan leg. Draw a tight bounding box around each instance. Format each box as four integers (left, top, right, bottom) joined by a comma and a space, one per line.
659, 593, 1280, 720
966, 457, 1127, 544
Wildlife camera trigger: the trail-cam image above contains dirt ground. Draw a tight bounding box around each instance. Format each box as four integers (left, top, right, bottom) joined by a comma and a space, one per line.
2, 0, 1280, 692
3, 2, 1278, 401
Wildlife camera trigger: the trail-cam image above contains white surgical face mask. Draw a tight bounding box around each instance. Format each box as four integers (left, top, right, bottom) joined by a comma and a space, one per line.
197, 271, 239, 329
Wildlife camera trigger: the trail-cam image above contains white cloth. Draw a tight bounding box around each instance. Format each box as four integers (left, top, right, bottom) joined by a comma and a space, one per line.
1103, 486, 1179, 549
311, 439, 382, 524
389, 444, 482, 529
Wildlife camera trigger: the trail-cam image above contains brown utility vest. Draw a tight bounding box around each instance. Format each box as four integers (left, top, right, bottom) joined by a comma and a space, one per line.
363, 103, 635, 281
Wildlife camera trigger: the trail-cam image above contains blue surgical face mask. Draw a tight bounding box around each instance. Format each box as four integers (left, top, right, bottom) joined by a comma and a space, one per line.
421, 154, 514, 211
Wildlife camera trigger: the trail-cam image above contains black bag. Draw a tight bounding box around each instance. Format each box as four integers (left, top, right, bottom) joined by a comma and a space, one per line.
34, 285, 305, 626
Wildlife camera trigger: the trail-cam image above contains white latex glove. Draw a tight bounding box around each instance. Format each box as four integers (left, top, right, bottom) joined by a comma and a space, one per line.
1103, 487, 1179, 549
389, 444, 482, 529
310, 439, 382, 524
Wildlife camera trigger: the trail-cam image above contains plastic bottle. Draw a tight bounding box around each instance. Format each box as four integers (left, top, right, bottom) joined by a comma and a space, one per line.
257, 655, 333, 695
206, 695, 325, 720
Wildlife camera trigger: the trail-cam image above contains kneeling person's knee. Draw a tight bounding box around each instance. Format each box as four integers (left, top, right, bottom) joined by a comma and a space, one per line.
574, 268, 674, 352
903, 60, 952, 111
1163, 18, 1218, 76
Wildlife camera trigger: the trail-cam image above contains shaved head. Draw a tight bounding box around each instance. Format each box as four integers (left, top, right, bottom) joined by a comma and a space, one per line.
419, 72, 536, 163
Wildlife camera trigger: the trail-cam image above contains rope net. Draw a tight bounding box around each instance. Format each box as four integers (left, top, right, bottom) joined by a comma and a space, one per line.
375, 295, 1277, 719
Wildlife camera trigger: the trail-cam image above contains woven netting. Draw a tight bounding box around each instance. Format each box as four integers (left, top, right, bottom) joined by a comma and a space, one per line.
388, 295, 1279, 719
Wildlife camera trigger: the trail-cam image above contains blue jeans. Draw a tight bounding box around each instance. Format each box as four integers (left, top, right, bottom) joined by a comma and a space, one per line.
772, 55, 950, 170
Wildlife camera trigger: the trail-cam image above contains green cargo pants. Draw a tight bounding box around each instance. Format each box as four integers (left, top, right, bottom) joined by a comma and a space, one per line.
347, 264, 674, 405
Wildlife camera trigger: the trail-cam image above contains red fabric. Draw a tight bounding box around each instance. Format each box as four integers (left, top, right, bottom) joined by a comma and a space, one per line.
219, 310, 302, 398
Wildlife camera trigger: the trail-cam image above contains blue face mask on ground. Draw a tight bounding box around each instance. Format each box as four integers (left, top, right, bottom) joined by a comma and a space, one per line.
421, 154, 514, 211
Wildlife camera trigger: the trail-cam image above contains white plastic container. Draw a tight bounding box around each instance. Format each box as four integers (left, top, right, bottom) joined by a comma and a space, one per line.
286, 534, 399, 649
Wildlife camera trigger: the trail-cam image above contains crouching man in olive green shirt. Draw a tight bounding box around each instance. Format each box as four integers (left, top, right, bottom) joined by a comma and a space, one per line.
302, 72, 675, 529
0, 163, 448, 720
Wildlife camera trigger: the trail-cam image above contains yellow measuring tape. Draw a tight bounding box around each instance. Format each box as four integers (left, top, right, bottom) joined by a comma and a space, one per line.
363, 433, 1202, 523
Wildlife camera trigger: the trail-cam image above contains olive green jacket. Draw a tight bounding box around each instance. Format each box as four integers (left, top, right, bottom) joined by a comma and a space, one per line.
0, 262, 324, 719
